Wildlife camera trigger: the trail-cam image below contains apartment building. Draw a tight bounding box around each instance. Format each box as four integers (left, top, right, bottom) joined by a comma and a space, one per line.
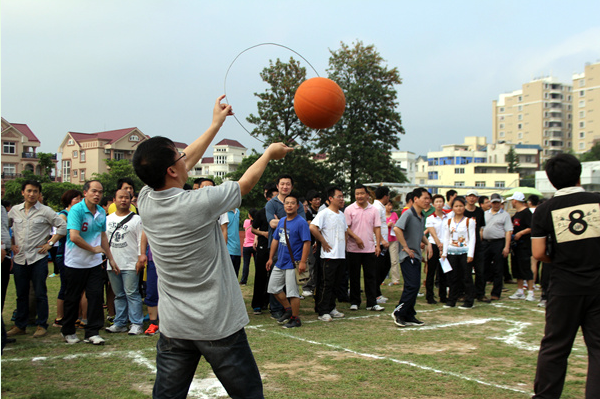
390, 151, 417, 183
486, 142, 541, 178
492, 77, 573, 162
189, 139, 247, 180
572, 62, 600, 154
1, 117, 58, 194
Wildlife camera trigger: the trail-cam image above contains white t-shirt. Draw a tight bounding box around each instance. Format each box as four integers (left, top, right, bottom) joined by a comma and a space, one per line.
311, 208, 347, 259
373, 200, 388, 242
425, 212, 448, 245
106, 212, 142, 271
441, 216, 476, 258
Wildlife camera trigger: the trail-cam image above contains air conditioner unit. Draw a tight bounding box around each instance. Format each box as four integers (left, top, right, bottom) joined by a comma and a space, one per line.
104, 149, 111, 154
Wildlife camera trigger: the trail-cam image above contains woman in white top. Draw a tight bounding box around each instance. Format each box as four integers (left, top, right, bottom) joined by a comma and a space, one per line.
441, 197, 476, 309
425, 194, 449, 304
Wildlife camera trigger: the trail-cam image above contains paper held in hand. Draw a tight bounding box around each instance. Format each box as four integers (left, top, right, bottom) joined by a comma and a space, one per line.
440, 258, 453, 273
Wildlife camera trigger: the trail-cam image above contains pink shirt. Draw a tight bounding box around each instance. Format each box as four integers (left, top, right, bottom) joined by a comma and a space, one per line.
344, 202, 381, 253
243, 219, 255, 247
386, 212, 399, 242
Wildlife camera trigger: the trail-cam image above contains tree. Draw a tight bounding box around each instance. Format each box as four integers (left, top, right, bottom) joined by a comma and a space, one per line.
92, 159, 144, 197
37, 152, 56, 181
246, 57, 310, 146
580, 142, 600, 162
3, 177, 82, 211
506, 146, 519, 173
316, 41, 407, 201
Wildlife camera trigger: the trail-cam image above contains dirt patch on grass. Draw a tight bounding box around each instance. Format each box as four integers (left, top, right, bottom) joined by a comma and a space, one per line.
384, 341, 479, 355
263, 357, 344, 382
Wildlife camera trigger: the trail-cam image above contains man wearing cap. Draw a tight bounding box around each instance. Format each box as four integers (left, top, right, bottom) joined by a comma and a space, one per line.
482, 193, 513, 300
464, 190, 489, 303
506, 191, 535, 302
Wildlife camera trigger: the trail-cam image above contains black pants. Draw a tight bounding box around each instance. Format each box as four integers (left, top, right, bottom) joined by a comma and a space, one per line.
375, 250, 391, 297
347, 252, 377, 308
472, 249, 486, 298
251, 246, 269, 310
534, 293, 600, 398
446, 254, 474, 307
316, 259, 345, 316
1, 256, 11, 312
425, 245, 438, 302
61, 265, 105, 338
540, 263, 552, 301
483, 240, 505, 298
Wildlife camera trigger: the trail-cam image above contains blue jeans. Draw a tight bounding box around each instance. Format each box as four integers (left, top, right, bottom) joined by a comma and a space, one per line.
13, 257, 49, 330
395, 257, 421, 318
153, 328, 263, 399
108, 270, 143, 326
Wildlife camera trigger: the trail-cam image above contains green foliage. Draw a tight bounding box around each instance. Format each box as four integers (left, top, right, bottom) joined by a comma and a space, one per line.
580, 142, 600, 162
37, 152, 56, 180
91, 159, 144, 198
246, 57, 310, 146
519, 174, 535, 188
506, 146, 519, 173
317, 41, 407, 200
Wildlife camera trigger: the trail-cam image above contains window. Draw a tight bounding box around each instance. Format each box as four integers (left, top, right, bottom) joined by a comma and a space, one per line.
129, 134, 140, 142
517, 123, 523, 130
518, 114, 523, 120
3, 141, 16, 154
579, 100, 585, 108
526, 156, 533, 163
567, 105, 572, 111
455, 168, 465, 174
499, 107, 504, 113
580, 110, 586, 118
544, 102, 548, 108
567, 95, 572, 101
62, 160, 71, 182
499, 123, 505, 129
580, 121, 586, 128
3, 164, 16, 176
72, 150, 78, 158
518, 105, 523, 111
454, 181, 465, 187
495, 181, 505, 188
579, 142, 586, 150
80, 170, 85, 182
499, 131, 505, 137
518, 96, 523, 102
580, 131, 585, 139
68, 139, 74, 145
518, 132, 523, 139
499, 116, 505, 121
114, 151, 125, 161
475, 181, 485, 187
419, 179, 425, 184
579, 79, 585, 87
544, 140, 549, 146
73, 170, 78, 177
580, 90, 585, 97
80, 150, 85, 162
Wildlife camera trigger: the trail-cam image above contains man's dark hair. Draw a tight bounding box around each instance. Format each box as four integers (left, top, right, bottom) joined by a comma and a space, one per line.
201, 178, 216, 187
413, 187, 430, 199
284, 193, 299, 204
545, 153, 581, 190
445, 189, 457, 202
405, 192, 415, 204
354, 184, 368, 194
83, 180, 103, 192
1, 200, 11, 209
132, 136, 179, 190
265, 186, 278, 200
326, 186, 342, 199
100, 197, 111, 207
276, 174, 294, 186
193, 178, 203, 185
249, 208, 257, 219
306, 189, 320, 202
375, 186, 390, 200
183, 183, 192, 190
60, 189, 83, 209
432, 194, 444, 203
21, 180, 42, 193
478, 195, 489, 206
117, 177, 135, 190
528, 194, 540, 206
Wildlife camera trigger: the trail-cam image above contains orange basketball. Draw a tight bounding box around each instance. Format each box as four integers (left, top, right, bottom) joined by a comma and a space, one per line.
294, 77, 346, 129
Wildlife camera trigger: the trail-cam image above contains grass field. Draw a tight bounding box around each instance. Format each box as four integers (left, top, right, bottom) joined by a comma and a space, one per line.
1, 262, 589, 399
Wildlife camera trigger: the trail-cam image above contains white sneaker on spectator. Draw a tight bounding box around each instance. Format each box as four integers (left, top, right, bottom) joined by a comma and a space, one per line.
509, 291, 525, 300
525, 292, 535, 302
349, 304, 359, 311
84, 335, 105, 345
318, 314, 333, 322
377, 296, 388, 304
329, 308, 345, 318
301, 290, 313, 297
367, 304, 385, 311
61, 333, 80, 344
106, 324, 128, 333
128, 324, 144, 335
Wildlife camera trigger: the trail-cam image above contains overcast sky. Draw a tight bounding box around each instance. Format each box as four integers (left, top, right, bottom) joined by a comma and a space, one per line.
2, 0, 599, 159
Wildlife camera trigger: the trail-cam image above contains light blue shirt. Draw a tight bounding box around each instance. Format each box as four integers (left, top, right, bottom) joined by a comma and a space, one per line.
65, 200, 106, 268
226, 208, 241, 256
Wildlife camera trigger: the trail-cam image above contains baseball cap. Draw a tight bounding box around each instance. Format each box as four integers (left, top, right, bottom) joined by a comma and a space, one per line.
506, 191, 526, 202
490, 193, 503, 203
465, 189, 479, 197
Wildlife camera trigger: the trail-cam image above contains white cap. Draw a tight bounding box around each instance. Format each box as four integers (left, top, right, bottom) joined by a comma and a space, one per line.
506, 191, 525, 202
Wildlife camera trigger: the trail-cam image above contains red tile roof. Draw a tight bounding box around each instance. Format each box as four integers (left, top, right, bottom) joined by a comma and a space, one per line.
12, 123, 40, 142
215, 139, 245, 148
201, 157, 214, 164
68, 128, 138, 144
173, 141, 188, 149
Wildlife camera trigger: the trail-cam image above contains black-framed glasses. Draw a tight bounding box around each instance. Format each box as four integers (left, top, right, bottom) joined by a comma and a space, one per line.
169, 151, 186, 167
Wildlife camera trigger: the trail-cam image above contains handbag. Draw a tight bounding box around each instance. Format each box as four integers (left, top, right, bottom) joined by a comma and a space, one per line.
283, 217, 310, 285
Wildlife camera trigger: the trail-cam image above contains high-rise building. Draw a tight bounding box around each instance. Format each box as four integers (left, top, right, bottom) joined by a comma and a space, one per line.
572, 62, 600, 154
492, 77, 573, 162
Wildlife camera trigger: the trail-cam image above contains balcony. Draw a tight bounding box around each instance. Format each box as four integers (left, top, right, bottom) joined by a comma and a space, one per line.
21, 152, 58, 160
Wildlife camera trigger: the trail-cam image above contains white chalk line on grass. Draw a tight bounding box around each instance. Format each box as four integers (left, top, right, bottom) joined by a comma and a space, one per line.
249, 325, 534, 396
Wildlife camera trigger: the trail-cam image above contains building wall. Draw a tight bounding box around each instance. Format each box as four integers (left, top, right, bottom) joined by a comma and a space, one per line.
390, 151, 417, 183
572, 62, 600, 154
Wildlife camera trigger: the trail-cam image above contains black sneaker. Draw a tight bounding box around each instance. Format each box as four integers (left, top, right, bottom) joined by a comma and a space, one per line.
443, 303, 455, 308
405, 317, 425, 326
458, 303, 474, 309
283, 318, 301, 329
277, 309, 293, 324
270, 311, 283, 320
392, 312, 407, 327
426, 299, 438, 305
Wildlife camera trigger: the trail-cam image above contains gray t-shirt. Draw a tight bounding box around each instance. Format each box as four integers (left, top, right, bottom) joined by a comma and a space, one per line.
395, 207, 425, 263
138, 181, 248, 340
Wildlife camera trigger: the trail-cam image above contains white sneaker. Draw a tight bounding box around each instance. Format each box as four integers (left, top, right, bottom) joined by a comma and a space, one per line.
128, 324, 144, 335
376, 296, 388, 304
525, 292, 535, 302
367, 304, 385, 311
318, 314, 333, 322
329, 308, 345, 318
84, 335, 105, 345
537, 299, 547, 308
301, 290, 313, 297
509, 291, 525, 300
106, 324, 128, 333
61, 333, 80, 344
417, 292, 424, 297
349, 304, 358, 311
